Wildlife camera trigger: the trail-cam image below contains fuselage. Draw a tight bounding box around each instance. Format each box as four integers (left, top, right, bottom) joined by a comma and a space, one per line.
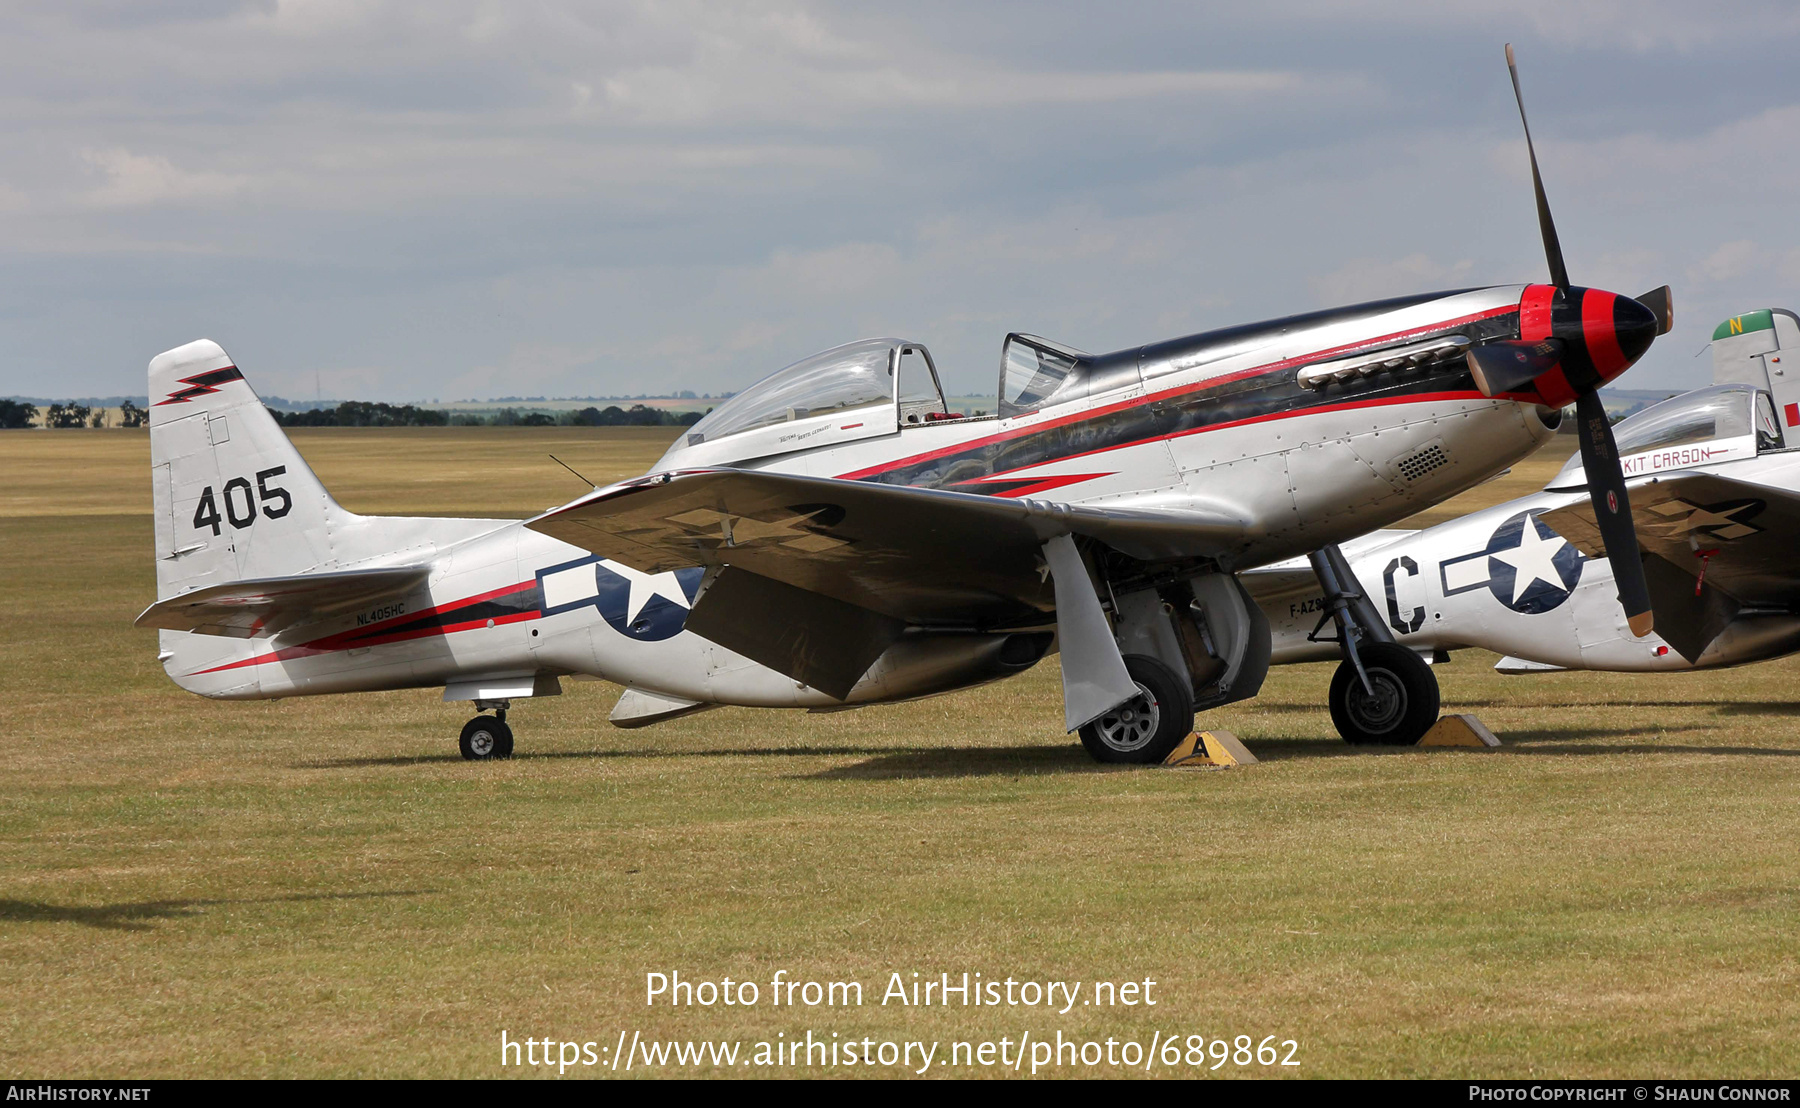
166, 284, 1569, 709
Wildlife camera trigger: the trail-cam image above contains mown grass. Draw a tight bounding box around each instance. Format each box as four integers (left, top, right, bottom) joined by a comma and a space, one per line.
0, 428, 1795, 1079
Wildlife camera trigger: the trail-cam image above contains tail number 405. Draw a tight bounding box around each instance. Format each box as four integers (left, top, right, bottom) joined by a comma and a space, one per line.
192, 466, 292, 535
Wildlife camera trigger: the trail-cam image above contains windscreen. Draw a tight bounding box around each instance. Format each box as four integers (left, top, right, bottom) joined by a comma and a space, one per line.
1000, 335, 1090, 417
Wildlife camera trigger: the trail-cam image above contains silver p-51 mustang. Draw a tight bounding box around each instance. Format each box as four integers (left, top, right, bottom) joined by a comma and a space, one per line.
137, 49, 1673, 761
1251, 309, 1800, 676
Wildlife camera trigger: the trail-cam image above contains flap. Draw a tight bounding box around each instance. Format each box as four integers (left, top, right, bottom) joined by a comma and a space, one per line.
683, 565, 907, 700
134, 565, 430, 638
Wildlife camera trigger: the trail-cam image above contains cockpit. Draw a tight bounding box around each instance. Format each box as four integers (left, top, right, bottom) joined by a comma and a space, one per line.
1548, 383, 1785, 488
660, 338, 958, 469
682, 338, 901, 445
655, 330, 1134, 470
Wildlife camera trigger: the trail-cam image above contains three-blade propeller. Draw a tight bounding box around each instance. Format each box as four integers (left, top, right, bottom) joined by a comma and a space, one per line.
1465, 45, 1673, 638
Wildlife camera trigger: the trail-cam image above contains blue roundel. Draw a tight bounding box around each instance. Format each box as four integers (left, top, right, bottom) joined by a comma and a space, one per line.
1484, 511, 1585, 614
592, 564, 706, 641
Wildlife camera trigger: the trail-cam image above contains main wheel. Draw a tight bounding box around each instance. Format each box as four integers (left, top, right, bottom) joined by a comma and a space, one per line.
1078, 654, 1195, 765
459, 716, 515, 760
1328, 642, 1439, 746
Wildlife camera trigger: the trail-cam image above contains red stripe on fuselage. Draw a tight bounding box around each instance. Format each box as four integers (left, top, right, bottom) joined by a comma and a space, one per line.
190, 580, 540, 676
834, 303, 1519, 481
954, 471, 1119, 498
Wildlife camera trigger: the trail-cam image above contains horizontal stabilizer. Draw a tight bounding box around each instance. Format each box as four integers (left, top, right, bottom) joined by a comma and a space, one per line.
610, 688, 716, 729
1493, 656, 1566, 673
134, 565, 430, 638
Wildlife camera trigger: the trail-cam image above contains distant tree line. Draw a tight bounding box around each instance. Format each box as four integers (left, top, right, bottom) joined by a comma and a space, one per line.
2, 396, 706, 430
567, 405, 704, 427
268, 401, 450, 427
0, 399, 147, 429
265, 401, 704, 428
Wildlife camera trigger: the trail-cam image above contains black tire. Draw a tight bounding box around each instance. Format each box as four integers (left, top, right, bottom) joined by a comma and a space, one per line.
1328, 642, 1439, 746
459, 716, 514, 761
1078, 654, 1195, 765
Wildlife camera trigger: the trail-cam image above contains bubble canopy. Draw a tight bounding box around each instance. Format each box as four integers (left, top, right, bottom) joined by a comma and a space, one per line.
1550, 384, 1778, 487
684, 338, 899, 445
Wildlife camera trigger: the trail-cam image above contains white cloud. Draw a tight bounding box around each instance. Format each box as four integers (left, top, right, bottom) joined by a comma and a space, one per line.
81, 148, 248, 207
1692, 240, 1762, 283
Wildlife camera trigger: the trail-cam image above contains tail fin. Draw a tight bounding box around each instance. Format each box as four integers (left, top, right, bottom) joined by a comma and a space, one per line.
149, 340, 350, 600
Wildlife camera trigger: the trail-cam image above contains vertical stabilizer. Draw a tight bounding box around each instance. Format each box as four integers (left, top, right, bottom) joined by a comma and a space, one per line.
148, 339, 350, 600
1713, 309, 1800, 446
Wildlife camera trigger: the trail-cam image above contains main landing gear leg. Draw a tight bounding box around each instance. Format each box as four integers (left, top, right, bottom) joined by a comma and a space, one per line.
459, 699, 515, 761
1307, 544, 1438, 747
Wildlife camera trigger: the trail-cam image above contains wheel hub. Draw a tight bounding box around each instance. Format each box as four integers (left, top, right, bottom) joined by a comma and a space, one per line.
1345, 669, 1406, 733
1094, 684, 1160, 752
469, 730, 495, 756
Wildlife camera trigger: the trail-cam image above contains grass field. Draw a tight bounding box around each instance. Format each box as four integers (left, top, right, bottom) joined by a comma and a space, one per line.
2, 427, 1797, 1079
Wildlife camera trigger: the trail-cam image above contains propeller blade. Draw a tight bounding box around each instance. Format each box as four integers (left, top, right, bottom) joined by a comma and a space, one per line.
1634, 284, 1674, 335
1574, 390, 1654, 636
1466, 337, 1565, 398
1505, 43, 1571, 291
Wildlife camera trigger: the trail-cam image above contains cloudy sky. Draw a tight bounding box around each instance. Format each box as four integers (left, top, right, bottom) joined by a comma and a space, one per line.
4, 0, 1798, 402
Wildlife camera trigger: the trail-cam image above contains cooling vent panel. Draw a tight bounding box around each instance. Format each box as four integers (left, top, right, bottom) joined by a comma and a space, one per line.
1395, 444, 1450, 482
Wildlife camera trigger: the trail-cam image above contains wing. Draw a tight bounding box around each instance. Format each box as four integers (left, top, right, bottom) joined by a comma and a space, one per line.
526, 468, 1247, 705
1538, 471, 1800, 662
134, 565, 430, 638
527, 468, 1247, 626
1537, 472, 1800, 606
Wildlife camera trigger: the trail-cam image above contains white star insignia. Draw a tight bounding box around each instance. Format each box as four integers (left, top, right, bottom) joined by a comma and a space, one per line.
1491, 518, 1568, 604
600, 560, 693, 622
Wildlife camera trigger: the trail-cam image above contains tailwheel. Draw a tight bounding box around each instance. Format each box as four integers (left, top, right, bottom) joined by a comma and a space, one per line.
459, 715, 515, 761
1078, 654, 1194, 765
1328, 642, 1438, 746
